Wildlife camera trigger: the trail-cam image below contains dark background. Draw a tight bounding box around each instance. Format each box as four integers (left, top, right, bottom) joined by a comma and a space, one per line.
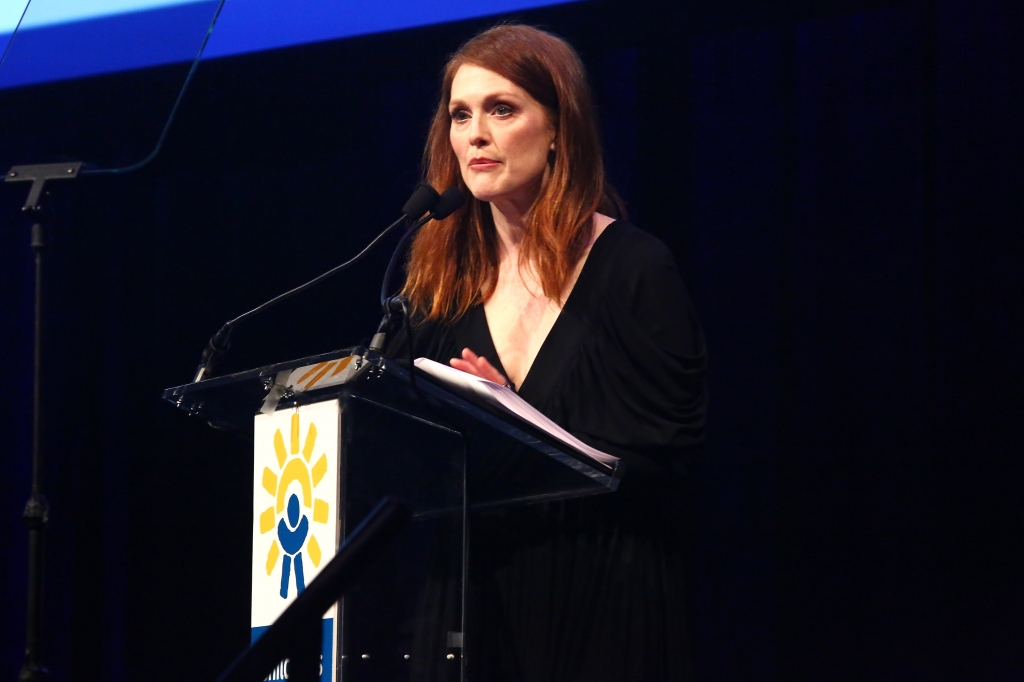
2, 0, 1022, 679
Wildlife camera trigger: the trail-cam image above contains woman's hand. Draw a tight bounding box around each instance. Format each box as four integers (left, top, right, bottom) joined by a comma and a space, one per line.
450, 347, 511, 388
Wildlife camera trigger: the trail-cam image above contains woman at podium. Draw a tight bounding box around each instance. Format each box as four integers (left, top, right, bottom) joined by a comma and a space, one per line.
396, 24, 707, 682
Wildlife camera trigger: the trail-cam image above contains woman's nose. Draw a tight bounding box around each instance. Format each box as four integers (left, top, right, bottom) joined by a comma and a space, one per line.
469, 117, 489, 147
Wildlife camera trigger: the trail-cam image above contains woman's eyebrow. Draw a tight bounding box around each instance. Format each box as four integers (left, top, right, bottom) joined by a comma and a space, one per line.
482, 91, 520, 102
448, 91, 522, 110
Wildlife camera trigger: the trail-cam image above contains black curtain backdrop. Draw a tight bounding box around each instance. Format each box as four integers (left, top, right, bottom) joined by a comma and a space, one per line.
1, 0, 1021, 680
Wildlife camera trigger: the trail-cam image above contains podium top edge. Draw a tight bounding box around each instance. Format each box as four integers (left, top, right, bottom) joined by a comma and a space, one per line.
161, 347, 359, 400
161, 347, 622, 484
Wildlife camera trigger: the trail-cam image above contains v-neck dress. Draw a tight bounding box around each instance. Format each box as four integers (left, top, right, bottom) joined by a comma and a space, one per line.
394, 221, 707, 681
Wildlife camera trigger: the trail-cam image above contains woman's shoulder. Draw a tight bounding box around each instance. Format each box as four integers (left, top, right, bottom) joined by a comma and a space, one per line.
592, 220, 679, 278
586, 220, 698, 337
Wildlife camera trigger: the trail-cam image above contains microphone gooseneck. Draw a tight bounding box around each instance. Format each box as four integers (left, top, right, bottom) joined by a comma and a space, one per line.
191, 183, 443, 383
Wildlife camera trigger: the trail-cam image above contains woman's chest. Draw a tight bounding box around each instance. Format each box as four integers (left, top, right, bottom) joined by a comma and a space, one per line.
482, 271, 563, 386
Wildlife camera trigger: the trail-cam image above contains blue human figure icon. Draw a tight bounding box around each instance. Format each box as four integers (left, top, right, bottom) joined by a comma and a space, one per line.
277, 493, 309, 598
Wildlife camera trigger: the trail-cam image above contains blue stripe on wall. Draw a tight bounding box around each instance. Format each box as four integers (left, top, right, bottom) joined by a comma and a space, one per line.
0, 1, 220, 89
0, 0, 579, 89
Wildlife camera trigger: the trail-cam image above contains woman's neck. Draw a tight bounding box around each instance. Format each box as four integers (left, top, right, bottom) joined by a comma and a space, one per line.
489, 198, 531, 261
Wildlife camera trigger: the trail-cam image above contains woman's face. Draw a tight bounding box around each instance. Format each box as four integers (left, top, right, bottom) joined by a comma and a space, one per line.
448, 64, 556, 211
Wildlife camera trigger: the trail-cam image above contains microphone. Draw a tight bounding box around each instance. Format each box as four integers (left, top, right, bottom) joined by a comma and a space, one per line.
191, 183, 441, 383
430, 186, 466, 220
400, 182, 440, 223
369, 186, 464, 353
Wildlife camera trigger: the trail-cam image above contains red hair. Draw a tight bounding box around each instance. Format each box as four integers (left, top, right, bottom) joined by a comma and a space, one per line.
403, 24, 625, 321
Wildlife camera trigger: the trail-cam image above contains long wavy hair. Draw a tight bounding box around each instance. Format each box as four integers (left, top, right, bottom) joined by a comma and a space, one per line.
403, 24, 625, 321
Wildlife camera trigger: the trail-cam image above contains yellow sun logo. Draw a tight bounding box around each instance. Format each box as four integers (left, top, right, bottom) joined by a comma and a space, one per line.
259, 412, 331, 599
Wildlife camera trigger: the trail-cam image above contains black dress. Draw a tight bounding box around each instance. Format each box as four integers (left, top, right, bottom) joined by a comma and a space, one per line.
399, 220, 707, 682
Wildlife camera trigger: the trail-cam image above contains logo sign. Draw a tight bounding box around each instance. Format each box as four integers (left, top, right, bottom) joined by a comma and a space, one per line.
252, 400, 340, 681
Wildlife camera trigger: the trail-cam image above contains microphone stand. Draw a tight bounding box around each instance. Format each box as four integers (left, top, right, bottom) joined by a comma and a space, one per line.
191, 183, 442, 383
368, 224, 427, 353
191, 213, 409, 383
4, 161, 83, 682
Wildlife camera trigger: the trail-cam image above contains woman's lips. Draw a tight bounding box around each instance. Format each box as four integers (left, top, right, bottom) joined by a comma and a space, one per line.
469, 158, 501, 170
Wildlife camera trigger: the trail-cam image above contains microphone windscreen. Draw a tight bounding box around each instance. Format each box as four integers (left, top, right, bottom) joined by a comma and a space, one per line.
402, 183, 440, 219
431, 187, 465, 220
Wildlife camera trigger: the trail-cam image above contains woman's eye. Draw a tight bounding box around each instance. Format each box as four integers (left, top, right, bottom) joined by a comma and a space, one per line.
494, 105, 513, 117
450, 110, 469, 122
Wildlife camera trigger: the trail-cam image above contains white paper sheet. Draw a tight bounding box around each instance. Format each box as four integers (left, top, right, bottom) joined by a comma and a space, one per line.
414, 358, 619, 466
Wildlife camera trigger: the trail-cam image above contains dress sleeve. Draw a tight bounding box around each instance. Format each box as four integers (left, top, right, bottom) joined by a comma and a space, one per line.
566, 229, 708, 479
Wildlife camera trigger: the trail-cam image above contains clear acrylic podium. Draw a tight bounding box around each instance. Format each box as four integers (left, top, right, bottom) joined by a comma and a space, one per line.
163, 348, 621, 682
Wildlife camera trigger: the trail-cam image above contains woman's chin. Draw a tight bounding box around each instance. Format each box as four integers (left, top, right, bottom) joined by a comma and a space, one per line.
465, 184, 500, 203
468, 187, 535, 209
